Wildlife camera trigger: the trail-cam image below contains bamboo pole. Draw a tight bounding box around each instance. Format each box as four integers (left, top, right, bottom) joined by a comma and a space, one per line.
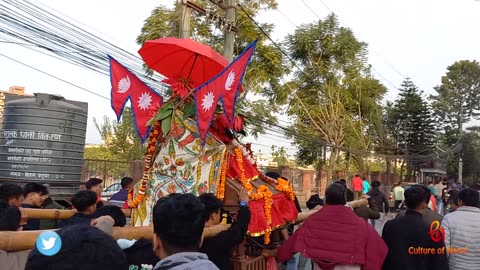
0, 224, 231, 252
20, 208, 77, 220
294, 198, 368, 224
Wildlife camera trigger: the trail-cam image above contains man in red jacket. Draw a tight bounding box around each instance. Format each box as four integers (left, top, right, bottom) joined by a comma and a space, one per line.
275, 182, 388, 270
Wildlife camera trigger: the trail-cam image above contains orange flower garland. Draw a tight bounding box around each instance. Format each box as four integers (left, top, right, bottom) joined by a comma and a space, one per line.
127, 122, 160, 208
234, 147, 274, 243
234, 147, 254, 195
275, 178, 295, 201
251, 185, 273, 244
217, 156, 228, 200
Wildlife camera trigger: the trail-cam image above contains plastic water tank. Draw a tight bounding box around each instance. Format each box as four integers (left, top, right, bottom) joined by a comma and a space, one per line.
0, 93, 87, 195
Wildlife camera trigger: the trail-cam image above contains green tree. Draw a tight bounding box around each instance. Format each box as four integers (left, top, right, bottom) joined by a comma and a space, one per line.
84, 145, 115, 160
460, 129, 480, 182
136, 1, 287, 104
431, 60, 480, 132
430, 60, 480, 181
281, 14, 386, 184
389, 79, 436, 179
93, 107, 145, 161
271, 145, 289, 166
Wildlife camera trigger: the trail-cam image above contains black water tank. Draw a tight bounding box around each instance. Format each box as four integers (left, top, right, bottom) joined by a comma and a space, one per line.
0, 93, 87, 188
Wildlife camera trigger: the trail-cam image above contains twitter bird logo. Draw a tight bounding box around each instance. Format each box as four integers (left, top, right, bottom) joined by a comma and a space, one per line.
36, 231, 61, 256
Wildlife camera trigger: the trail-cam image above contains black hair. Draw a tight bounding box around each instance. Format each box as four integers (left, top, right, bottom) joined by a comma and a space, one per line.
0, 201, 21, 231
448, 190, 460, 205
23, 183, 48, 197
371, 180, 381, 188
325, 182, 347, 205
92, 205, 126, 227
121, 177, 133, 189
335, 180, 347, 188
71, 191, 97, 212
265, 171, 281, 179
404, 185, 428, 210
85, 178, 103, 190
346, 189, 354, 202
0, 182, 23, 201
459, 188, 479, 207
198, 193, 223, 222
152, 193, 206, 254
25, 224, 128, 270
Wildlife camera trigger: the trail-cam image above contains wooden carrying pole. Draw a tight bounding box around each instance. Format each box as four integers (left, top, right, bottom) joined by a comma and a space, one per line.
294, 199, 368, 224
5, 200, 368, 252
20, 208, 77, 220
0, 224, 231, 252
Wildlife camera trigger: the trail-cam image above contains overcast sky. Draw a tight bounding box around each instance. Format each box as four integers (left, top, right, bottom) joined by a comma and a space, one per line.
0, 0, 479, 158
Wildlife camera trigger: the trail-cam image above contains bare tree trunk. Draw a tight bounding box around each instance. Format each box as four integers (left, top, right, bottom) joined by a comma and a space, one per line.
327, 148, 338, 186
394, 159, 398, 175
386, 158, 392, 185
400, 160, 405, 182
346, 154, 351, 179
406, 160, 412, 182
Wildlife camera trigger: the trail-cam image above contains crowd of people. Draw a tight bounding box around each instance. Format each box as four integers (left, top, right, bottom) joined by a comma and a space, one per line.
1, 175, 480, 270
0, 177, 251, 270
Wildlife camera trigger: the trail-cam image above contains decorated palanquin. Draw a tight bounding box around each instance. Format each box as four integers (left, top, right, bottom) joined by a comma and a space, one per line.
131, 111, 226, 226
128, 109, 298, 244
119, 38, 298, 245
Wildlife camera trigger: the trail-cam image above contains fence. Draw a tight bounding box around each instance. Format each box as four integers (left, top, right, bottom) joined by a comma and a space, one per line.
81, 159, 144, 187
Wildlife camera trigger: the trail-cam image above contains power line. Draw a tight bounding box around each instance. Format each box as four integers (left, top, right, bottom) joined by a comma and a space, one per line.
309, 0, 407, 80
0, 0, 169, 96
0, 52, 110, 101
299, 0, 321, 20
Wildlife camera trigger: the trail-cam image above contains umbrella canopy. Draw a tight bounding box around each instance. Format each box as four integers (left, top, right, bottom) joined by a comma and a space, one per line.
138, 37, 229, 88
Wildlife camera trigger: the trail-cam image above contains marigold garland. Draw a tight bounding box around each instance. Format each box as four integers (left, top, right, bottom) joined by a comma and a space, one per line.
217, 156, 228, 200
275, 178, 295, 201
235, 147, 274, 243
250, 185, 273, 244
234, 147, 253, 195
127, 122, 161, 208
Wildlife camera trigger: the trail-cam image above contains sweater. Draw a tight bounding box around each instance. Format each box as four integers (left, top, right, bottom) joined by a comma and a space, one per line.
278, 205, 387, 270
441, 206, 480, 270
154, 252, 218, 270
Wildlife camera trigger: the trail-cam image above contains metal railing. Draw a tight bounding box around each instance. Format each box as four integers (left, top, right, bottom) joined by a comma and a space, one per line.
81, 159, 143, 187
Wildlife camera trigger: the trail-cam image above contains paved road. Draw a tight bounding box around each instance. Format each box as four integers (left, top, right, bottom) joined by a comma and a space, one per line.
372, 212, 396, 236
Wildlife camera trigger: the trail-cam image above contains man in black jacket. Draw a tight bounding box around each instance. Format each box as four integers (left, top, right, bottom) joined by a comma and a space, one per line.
367, 180, 389, 233
382, 185, 449, 270
199, 188, 251, 270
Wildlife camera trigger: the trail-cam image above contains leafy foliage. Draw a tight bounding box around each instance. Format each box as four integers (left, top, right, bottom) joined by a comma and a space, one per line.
431, 60, 480, 131
136, 0, 287, 99
92, 107, 145, 161
281, 14, 386, 182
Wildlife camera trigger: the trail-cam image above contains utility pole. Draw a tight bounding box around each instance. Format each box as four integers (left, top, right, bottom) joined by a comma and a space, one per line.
458, 114, 463, 185
223, 0, 236, 61
179, 0, 192, 38
178, 0, 238, 49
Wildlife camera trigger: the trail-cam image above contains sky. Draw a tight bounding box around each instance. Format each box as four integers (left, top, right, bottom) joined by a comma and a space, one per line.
0, 0, 479, 158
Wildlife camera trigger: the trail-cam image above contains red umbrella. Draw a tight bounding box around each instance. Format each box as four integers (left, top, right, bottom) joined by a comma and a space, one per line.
138, 37, 229, 89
